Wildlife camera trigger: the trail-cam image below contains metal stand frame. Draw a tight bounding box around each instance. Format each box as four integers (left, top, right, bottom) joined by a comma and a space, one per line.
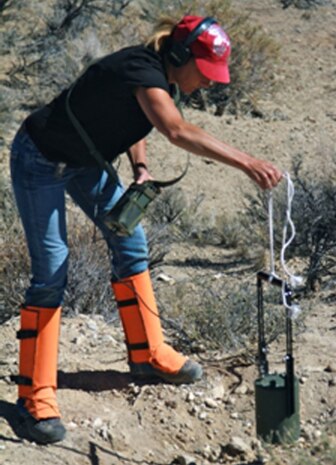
257, 271, 295, 416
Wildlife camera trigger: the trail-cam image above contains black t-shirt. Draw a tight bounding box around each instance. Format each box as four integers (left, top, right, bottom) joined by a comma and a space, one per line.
25, 45, 171, 167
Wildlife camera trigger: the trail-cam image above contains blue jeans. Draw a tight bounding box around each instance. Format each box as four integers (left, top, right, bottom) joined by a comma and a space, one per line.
10, 125, 149, 307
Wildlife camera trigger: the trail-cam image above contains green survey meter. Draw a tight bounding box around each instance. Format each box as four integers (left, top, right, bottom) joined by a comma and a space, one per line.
103, 181, 160, 237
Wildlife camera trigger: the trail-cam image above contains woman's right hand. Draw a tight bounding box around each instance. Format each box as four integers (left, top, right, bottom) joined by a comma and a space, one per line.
244, 158, 283, 190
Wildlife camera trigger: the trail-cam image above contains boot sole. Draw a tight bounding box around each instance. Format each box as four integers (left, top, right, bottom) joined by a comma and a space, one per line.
130, 359, 203, 385
17, 399, 66, 444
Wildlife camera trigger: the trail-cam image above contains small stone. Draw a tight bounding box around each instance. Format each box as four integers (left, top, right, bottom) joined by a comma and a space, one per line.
236, 383, 248, 395
71, 334, 86, 345
173, 454, 197, 465
129, 384, 140, 395
101, 334, 118, 344
86, 319, 98, 331
223, 436, 251, 457
175, 433, 187, 444
188, 405, 199, 416
325, 363, 336, 373
92, 417, 103, 429
226, 396, 236, 405
67, 421, 78, 430
210, 383, 225, 400
198, 412, 207, 420
165, 399, 178, 409
214, 273, 223, 279
329, 376, 336, 387
250, 438, 262, 450
313, 430, 322, 440
186, 392, 195, 402
204, 398, 218, 409
99, 425, 111, 441
157, 273, 174, 283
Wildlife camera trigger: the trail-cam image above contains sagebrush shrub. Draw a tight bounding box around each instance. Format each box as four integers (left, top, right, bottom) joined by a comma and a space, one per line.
281, 0, 328, 9
234, 155, 336, 293
0, 0, 279, 119
158, 274, 289, 354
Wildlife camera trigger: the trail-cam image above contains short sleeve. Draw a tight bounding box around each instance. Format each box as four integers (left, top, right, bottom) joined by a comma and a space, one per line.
111, 46, 170, 93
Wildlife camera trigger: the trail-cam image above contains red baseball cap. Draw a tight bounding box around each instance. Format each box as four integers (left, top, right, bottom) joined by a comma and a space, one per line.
172, 15, 231, 84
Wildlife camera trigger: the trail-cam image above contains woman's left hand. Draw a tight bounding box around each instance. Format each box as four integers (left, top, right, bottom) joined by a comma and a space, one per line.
134, 163, 154, 184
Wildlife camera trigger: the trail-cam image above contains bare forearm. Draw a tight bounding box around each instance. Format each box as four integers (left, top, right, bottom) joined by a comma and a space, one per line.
127, 139, 153, 183
136, 87, 283, 189
170, 122, 281, 188
167, 120, 252, 171
127, 139, 147, 167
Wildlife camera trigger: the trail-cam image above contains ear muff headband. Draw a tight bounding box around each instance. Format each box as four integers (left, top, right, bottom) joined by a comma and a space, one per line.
184, 17, 217, 47
167, 16, 217, 67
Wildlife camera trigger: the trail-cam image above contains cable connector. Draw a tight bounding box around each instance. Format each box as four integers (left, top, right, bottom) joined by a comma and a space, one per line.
288, 304, 302, 320
290, 275, 304, 288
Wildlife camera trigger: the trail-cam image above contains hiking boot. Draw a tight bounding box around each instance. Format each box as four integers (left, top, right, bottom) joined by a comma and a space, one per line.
130, 359, 203, 384
17, 398, 66, 444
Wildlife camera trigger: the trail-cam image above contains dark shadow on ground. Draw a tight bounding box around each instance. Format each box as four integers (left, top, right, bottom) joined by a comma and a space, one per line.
167, 256, 256, 274
0, 370, 160, 448
0, 400, 31, 442
57, 369, 161, 391
88, 441, 164, 465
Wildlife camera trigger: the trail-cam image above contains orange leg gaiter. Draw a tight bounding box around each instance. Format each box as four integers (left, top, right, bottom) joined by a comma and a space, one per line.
112, 270, 186, 374
17, 306, 61, 420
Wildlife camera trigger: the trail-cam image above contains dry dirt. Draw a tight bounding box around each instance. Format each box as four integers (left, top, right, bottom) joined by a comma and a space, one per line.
1, 1, 336, 464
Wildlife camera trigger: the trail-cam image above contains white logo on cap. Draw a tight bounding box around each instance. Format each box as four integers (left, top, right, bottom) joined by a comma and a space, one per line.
208, 24, 230, 57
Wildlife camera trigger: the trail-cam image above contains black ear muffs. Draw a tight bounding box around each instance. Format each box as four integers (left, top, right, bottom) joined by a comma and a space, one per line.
166, 17, 217, 67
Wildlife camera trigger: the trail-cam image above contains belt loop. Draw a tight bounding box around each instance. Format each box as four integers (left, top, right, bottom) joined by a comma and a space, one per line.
55, 162, 67, 178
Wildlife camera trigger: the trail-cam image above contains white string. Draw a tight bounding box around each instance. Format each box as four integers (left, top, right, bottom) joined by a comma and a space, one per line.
267, 172, 303, 319
280, 172, 304, 289
268, 190, 276, 276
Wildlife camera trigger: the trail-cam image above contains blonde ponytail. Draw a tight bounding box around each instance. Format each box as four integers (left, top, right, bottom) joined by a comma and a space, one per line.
145, 16, 179, 52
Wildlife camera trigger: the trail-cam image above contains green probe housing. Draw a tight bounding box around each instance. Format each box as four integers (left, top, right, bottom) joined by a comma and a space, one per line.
255, 271, 300, 444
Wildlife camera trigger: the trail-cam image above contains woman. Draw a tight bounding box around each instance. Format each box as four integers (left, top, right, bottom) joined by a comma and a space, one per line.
10, 15, 283, 444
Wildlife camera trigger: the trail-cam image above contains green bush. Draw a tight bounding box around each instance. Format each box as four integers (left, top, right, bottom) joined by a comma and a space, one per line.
281, 0, 329, 9
0, 0, 280, 118
0, 174, 30, 322
158, 273, 290, 354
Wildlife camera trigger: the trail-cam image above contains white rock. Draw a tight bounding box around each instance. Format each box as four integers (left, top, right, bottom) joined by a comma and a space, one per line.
157, 273, 174, 283
224, 436, 251, 456
174, 453, 197, 464
198, 412, 207, 420
67, 421, 78, 430
210, 382, 225, 400
204, 398, 218, 409
313, 429, 322, 440
86, 319, 98, 331
92, 417, 104, 429
236, 383, 249, 395
186, 392, 195, 402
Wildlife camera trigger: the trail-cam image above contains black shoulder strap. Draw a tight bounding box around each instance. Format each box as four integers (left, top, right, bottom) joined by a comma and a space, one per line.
65, 83, 119, 183
65, 82, 189, 189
